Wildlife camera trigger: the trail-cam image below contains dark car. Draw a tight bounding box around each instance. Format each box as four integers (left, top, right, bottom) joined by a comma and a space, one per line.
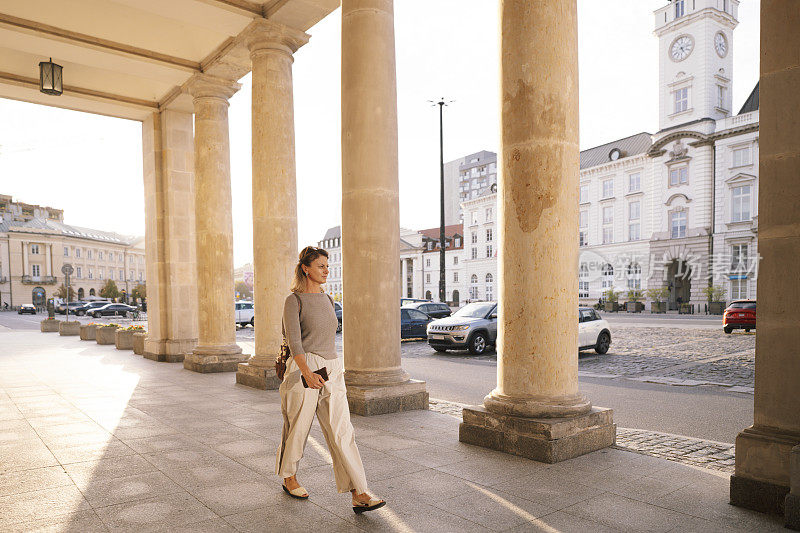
90, 303, 137, 318
334, 301, 342, 333
56, 301, 86, 314
75, 301, 111, 316
18, 304, 36, 315
723, 300, 756, 333
401, 307, 433, 339
403, 301, 452, 319
400, 298, 430, 306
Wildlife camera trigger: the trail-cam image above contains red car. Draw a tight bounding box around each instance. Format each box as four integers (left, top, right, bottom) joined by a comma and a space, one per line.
723, 300, 756, 334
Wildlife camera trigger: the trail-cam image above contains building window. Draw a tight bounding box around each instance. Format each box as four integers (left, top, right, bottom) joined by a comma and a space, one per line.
98, 251, 103, 261
670, 210, 687, 238
31, 244, 39, 255
454, 237, 461, 247
486, 245, 493, 258
603, 227, 614, 244
675, 0, 685, 18
629, 201, 640, 221
628, 201, 640, 241
470, 274, 479, 300
601, 264, 614, 290
471, 232, 477, 244
453, 272, 458, 283
425, 273, 430, 284
453, 256, 458, 265
717, 85, 727, 110
485, 208, 493, 222
669, 166, 688, 186
730, 278, 748, 300
579, 265, 589, 298
731, 244, 749, 272
426, 258, 430, 268
76, 267, 82, 279
76, 249, 81, 258
99, 269, 103, 280
119, 269, 124, 280
31, 264, 40, 277
732, 147, 751, 167
731, 185, 751, 222
485, 273, 494, 301
63, 247, 69, 257
579, 184, 588, 203
602, 180, 614, 199
110, 270, 114, 280
579, 231, 588, 247
471, 212, 479, 226
579, 210, 588, 247
626, 263, 642, 289
602, 206, 613, 225
673, 87, 688, 114
88, 269, 93, 280
486, 229, 493, 242
109, 252, 114, 261
130, 269, 134, 279
629, 223, 640, 241
139, 272, 143, 281
628, 172, 641, 193
471, 247, 477, 260
87, 250, 92, 259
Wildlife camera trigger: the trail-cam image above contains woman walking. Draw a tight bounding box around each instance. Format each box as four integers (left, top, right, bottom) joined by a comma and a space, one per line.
276, 246, 386, 513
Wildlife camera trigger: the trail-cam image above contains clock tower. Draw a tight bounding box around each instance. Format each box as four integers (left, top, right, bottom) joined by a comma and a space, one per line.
654, 0, 739, 132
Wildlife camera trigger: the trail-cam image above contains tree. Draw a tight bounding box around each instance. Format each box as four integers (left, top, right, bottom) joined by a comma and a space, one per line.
235, 281, 253, 300
132, 284, 146, 302
55, 284, 76, 302
99, 279, 120, 300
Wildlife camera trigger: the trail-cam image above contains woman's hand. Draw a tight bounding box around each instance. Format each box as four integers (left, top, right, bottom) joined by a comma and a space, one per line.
301, 368, 326, 389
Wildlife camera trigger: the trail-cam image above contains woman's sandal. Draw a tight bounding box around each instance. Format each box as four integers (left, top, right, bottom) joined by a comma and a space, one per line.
282, 484, 309, 499
352, 497, 386, 514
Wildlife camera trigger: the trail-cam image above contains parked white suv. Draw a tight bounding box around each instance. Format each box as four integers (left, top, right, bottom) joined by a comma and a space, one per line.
235, 301, 254, 327
579, 307, 611, 354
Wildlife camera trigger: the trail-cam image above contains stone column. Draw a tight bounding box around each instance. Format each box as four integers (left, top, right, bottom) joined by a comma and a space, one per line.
731, 0, 800, 517
141, 109, 199, 362
44, 245, 51, 277
341, 0, 427, 415
459, 0, 614, 463
182, 74, 249, 373
235, 19, 309, 390
22, 241, 28, 276
400, 259, 407, 298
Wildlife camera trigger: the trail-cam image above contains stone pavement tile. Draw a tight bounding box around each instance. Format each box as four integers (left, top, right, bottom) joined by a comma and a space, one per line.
362, 450, 428, 483
0, 441, 59, 472
93, 491, 217, 532
121, 433, 203, 454
224, 504, 362, 533
434, 452, 551, 487
665, 512, 784, 532
39, 429, 117, 448
503, 510, 621, 533
212, 437, 275, 459
488, 469, 604, 511
368, 468, 490, 504
0, 409, 24, 422
191, 479, 282, 517
233, 452, 283, 477
24, 412, 95, 429
347, 496, 491, 533
171, 517, 239, 532
431, 484, 556, 532
604, 471, 694, 501
64, 454, 158, 487
0, 424, 39, 444
79, 470, 185, 509
0, 485, 91, 528
356, 432, 428, 453
110, 423, 180, 441
0, 465, 73, 497
141, 447, 243, 472
561, 492, 687, 532
156, 461, 268, 494
383, 442, 472, 469
49, 438, 137, 464
33, 420, 107, 438
3, 509, 108, 533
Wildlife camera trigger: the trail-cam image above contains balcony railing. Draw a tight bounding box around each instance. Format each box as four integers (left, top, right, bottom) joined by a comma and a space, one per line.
21, 275, 57, 285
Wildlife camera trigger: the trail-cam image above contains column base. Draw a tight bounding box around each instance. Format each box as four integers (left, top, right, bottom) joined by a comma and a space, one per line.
236, 362, 282, 390
184, 345, 248, 373
346, 379, 428, 416
143, 338, 195, 363
730, 425, 799, 515
460, 405, 615, 464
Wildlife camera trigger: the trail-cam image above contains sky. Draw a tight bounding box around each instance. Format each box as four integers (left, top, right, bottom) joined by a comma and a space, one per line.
0, 0, 760, 268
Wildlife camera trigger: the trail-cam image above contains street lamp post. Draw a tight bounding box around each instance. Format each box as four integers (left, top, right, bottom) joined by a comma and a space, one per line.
434, 98, 452, 304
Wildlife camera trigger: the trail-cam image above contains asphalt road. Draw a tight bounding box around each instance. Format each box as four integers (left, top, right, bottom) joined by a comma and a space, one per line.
3, 310, 752, 444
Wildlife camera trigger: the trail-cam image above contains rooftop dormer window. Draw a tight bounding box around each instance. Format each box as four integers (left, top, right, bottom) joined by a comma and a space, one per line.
675, 0, 685, 19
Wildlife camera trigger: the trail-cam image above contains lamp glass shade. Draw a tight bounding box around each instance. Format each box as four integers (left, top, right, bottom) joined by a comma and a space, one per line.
39, 60, 63, 96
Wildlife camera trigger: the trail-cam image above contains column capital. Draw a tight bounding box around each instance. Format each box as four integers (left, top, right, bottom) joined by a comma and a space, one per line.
240, 19, 309, 57
184, 74, 240, 101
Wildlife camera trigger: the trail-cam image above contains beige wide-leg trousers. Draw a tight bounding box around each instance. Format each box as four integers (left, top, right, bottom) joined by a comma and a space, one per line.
276, 352, 368, 494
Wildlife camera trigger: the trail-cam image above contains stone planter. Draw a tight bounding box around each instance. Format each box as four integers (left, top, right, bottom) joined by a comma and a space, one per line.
650, 301, 667, 314
115, 329, 136, 350
59, 321, 81, 336
709, 301, 726, 315
626, 302, 644, 313
80, 324, 98, 340
603, 302, 619, 312
40, 319, 61, 332
96, 326, 119, 345
133, 332, 147, 355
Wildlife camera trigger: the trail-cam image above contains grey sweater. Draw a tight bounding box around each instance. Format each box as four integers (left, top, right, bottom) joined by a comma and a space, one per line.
283, 292, 338, 360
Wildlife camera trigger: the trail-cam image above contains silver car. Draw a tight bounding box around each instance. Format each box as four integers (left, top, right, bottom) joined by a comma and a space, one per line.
427, 301, 497, 355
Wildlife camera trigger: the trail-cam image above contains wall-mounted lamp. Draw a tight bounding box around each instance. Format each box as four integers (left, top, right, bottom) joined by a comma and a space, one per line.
39, 58, 63, 96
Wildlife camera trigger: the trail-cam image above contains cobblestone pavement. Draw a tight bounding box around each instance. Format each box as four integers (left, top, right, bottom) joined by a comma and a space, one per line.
428, 398, 737, 473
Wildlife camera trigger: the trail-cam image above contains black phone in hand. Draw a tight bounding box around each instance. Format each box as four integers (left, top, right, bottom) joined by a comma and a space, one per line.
301, 367, 329, 388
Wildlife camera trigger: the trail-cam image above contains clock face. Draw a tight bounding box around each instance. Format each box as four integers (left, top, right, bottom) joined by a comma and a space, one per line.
670, 35, 694, 62
715, 32, 728, 57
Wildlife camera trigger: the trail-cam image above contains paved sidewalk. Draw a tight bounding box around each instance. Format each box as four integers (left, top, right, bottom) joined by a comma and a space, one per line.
0, 331, 783, 532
